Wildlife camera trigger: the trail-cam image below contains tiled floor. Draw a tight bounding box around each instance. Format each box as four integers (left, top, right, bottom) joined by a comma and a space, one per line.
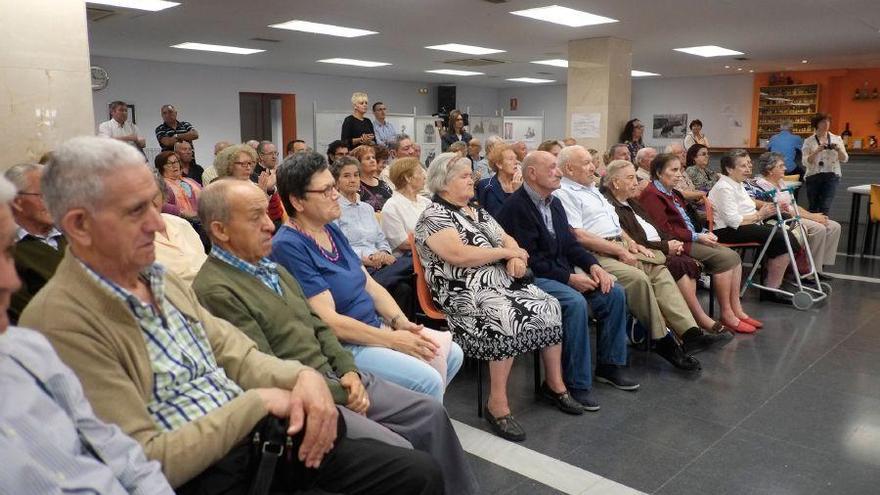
446, 256, 880, 494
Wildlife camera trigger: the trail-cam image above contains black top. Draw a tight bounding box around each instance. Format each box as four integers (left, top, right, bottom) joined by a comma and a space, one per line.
495, 186, 598, 284
340, 115, 375, 148
184, 162, 204, 185
441, 131, 473, 152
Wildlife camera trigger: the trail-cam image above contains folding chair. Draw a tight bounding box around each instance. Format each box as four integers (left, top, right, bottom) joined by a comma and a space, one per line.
407, 232, 541, 418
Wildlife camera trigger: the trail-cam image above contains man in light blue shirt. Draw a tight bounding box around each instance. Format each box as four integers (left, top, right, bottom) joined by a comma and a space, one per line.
767, 120, 804, 174
372, 102, 397, 147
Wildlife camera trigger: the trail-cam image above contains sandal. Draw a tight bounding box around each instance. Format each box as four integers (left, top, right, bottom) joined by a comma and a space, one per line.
741, 317, 764, 329
484, 406, 526, 442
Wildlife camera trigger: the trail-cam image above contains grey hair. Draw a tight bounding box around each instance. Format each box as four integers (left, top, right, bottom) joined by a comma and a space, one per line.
256, 140, 274, 155
426, 152, 471, 194
388, 133, 412, 152
484, 135, 504, 151
604, 159, 635, 182
42, 136, 146, 225
664, 142, 684, 154
4, 163, 44, 192
214, 144, 257, 178
780, 120, 793, 131
635, 147, 656, 164
198, 179, 256, 235
755, 151, 786, 176
173, 140, 192, 151
0, 176, 17, 203
557, 144, 587, 170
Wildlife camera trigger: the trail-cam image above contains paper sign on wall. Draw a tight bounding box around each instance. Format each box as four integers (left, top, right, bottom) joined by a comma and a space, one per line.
571, 113, 600, 138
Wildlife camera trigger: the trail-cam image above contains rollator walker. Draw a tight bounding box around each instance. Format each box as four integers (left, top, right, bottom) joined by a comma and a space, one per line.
740, 187, 831, 310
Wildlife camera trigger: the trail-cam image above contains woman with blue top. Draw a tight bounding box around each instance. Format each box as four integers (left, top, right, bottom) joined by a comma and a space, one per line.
271, 151, 463, 401
476, 144, 522, 217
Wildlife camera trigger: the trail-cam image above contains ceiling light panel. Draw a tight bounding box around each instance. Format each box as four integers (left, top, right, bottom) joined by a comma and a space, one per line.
87, 0, 179, 11
318, 58, 391, 67
674, 45, 744, 57
631, 70, 660, 77
269, 20, 377, 38
531, 59, 569, 68
510, 5, 618, 27
171, 42, 265, 55
507, 77, 556, 83
425, 69, 484, 76
425, 44, 505, 55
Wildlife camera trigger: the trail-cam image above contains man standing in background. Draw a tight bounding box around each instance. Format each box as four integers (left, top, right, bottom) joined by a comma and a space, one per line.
97, 101, 146, 152
372, 102, 397, 147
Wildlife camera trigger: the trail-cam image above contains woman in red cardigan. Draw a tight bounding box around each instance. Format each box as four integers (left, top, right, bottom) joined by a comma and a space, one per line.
639, 153, 762, 334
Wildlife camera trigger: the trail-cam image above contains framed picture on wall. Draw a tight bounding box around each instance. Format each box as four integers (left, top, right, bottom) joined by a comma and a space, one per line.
126, 104, 137, 125
652, 113, 687, 139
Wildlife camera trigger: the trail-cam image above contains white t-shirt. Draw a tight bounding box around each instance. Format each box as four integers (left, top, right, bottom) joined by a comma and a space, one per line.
380, 191, 433, 254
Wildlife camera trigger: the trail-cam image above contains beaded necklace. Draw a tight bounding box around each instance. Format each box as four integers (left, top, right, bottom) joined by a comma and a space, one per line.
289, 221, 341, 262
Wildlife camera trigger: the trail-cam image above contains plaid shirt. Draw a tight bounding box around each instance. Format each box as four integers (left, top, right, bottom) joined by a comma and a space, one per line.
77, 260, 243, 432
210, 246, 283, 296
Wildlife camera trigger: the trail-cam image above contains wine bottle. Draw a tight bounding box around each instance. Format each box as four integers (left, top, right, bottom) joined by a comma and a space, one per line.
842, 123, 852, 146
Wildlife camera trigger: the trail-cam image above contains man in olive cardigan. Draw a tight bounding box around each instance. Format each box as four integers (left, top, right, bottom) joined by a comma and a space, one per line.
20, 137, 442, 494
192, 179, 479, 495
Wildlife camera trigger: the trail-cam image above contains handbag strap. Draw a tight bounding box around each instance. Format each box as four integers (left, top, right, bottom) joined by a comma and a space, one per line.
248, 418, 291, 495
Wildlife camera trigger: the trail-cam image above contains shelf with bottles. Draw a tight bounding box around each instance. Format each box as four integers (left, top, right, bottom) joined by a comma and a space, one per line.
756, 84, 819, 143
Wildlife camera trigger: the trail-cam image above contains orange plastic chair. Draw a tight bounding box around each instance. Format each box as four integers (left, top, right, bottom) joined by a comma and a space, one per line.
408, 232, 446, 320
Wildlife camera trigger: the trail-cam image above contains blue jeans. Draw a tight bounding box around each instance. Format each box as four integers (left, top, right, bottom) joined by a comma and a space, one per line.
805, 172, 839, 215
344, 342, 464, 402
535, 278, 629, 390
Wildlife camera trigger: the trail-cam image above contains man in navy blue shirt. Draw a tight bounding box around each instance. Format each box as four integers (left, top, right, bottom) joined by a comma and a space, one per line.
495, 151, 637, 411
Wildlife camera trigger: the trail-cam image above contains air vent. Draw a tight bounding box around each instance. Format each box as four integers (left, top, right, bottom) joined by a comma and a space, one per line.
444, 58, 506, 67
734, 57, 750, 61
536, 71, 553, 75
86, 6, 116, 22
250, 37, 282, 43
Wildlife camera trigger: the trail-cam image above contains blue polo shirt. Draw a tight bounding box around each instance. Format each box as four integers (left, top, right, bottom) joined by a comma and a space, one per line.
271, 223, 382, 328
767, 130, 804, 173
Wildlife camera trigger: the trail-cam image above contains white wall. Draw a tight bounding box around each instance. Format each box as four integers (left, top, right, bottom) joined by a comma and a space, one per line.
90, 56, 500, 160
632, 74, 754, 148
496, 85, 567, 141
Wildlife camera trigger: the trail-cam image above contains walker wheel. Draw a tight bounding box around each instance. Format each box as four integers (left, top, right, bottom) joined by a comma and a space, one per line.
791, 291, 813, 310
820, 282, 832, 295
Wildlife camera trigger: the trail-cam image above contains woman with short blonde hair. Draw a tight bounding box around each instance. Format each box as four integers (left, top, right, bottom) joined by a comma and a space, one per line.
341, 91, 375, 148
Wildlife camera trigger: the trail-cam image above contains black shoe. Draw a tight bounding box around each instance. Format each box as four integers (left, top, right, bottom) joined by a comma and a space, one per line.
484, 406, 526, 442
568, 387, 601, 411
654, 336, 701, 371
681, 327, 731, 354
539, 382, 585, 415
759, 288, 791, 305
594, 364, 640, 391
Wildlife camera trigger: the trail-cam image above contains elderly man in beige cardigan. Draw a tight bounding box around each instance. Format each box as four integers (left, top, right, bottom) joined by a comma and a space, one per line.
19, 136, 442, 495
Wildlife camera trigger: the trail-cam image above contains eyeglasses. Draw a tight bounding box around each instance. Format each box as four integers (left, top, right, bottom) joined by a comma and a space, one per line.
304, 184, 338, 198
233, 161, 255, 168
260, 151, 279, 157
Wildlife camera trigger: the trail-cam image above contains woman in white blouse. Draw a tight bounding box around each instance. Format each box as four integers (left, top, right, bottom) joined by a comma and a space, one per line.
380, 157, 431, 254
708, 150, 801, 303
801, 113, 848, 215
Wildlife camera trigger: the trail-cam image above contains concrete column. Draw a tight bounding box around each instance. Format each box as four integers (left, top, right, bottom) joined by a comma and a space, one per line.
0, 0, 94, 166
566, 37, 632, 152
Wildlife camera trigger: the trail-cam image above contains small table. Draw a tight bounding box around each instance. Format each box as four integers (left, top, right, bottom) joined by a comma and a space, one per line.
846, 184, 872, 255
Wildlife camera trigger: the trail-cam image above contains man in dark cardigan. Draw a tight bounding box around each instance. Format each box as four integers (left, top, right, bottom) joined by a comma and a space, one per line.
495, 151, 636, 411
4, 163, 66, 323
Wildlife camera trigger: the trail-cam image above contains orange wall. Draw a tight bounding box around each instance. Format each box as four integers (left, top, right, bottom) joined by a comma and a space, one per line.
751, 68, 880, 146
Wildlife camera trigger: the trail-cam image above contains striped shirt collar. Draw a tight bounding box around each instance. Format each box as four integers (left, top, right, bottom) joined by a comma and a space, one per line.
209, 245, 283, 296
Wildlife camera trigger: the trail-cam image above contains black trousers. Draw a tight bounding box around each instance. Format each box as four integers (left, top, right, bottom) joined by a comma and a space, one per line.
714, 224, 800, 258
176, 425, 443, 495
368, 254, 415, 319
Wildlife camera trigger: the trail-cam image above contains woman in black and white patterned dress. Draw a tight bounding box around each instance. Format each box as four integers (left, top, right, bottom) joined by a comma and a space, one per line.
415, 152, 579, 442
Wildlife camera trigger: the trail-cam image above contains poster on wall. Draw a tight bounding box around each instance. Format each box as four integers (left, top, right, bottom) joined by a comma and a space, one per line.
571, 112, 600, 138
503, 117, 544, 147
315, 111, 349, 154
652, 113, 688, 139
384, 115, 415, 141
415, 116, 440, 164
468, 116, 502, 142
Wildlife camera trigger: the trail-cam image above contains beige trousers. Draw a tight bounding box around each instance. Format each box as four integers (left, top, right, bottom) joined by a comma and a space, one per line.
799, 218, 841, 268
596, 242, 698, 339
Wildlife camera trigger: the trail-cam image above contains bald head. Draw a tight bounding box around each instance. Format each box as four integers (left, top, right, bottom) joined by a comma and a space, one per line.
522, 150, 562, 197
